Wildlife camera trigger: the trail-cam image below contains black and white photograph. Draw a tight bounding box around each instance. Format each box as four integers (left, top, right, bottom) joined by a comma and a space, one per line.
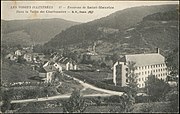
1, 0, 179, 113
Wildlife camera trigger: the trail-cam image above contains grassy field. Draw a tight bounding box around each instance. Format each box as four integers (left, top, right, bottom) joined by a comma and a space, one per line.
130, 102, 173, 112
1, 60, 39, 83
66, 70, 112, 81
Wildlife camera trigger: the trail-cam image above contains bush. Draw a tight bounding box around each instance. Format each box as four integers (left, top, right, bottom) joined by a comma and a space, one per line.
165, 90, 179, 112
57, 86, 66, 94
104, 95, 123, 103
135, 96, 149, 103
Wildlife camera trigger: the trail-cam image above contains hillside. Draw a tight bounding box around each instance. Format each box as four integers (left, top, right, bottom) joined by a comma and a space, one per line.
1, 59, 39, 83
1, 18, 80, 46
45, 4, 178, 54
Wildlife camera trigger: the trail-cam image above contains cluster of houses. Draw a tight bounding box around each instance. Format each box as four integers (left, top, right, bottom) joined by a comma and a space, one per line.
5, 48, 78, 83
5, 49, 45, 63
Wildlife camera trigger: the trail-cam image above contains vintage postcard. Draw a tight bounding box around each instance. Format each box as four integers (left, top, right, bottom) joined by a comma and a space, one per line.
1, 0, 179, 113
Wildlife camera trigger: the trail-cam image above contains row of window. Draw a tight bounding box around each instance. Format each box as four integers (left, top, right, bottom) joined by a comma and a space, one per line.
136, 63, 166, 70
126, 76, 166, 84
135, 68, 167, 76
137, 74, 167, 82
138, 83, 145, 88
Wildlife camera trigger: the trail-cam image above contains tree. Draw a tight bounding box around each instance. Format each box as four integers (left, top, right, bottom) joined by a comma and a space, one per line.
166, 47, 179, 81
165, 89, 179, 112
52, 71, 62, 83
69, 51, 79, 63
145, 74, 171, 102
1, 89, 13, 113
124, 61, 138, 112
62, 89, 88, 113
17, 56, 26, 64
111, 53, 120, 63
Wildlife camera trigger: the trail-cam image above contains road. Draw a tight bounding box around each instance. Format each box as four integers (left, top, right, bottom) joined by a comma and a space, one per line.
9, 93, 116, 104
64, 73, 123, 96
0, 73, 124, 105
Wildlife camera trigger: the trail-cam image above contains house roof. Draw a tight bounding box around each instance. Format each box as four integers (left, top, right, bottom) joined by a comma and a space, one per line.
38, 67, 47, 73
39, 65, 57, 73
124, 53, 165, 66
44, 65, 57, 72
59, 57, 70, 64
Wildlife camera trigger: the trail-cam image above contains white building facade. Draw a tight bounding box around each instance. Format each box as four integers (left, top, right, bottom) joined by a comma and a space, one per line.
113, 51, 168, 88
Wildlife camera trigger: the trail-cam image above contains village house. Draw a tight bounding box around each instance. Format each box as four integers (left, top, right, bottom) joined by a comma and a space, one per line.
14, 50, 26, 56
38, 65, 57, 83
43, 61, 62, 72
58, 57, 77, 71
32, 53, 45, 62
23, 53, 33, 62
5, 53, 18, 61
113, 48, 169, 88
23, 52, 45, 63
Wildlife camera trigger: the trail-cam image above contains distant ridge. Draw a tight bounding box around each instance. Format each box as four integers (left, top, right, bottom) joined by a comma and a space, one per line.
1, 18, 80, 46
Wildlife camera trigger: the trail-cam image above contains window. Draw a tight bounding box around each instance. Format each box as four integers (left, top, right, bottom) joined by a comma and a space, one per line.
142, 72, 144, 75
126, 73, 128, 77
145, 66, 146, 69
139, 78, 141, 81
142, 66, 143, 70
142, 83, 144, 87
148, 71, 150, 74
126, 79, 128, 82
139, 72, 141, 75
145, 71, 147, 74
142, 77, 144, 81
126, 68, 128, 71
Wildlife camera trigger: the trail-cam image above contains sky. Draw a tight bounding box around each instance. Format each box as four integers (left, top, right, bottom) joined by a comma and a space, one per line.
1, 1, 179, 23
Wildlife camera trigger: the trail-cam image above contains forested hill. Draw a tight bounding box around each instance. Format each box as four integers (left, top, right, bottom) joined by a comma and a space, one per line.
143, 10, 179, 21
1, 18, 80, 46
45, 4, 178, 50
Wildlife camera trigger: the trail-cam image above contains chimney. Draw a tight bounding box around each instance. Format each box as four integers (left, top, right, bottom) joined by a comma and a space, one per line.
156, 48, 160, 54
